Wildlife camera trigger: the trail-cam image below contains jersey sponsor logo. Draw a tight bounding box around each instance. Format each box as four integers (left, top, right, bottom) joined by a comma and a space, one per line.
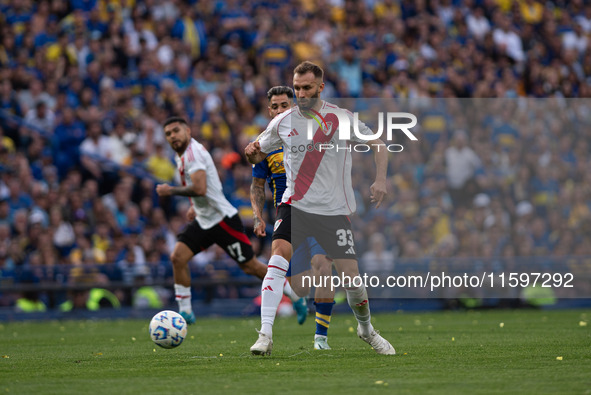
288, 128, 299, 137
267, 152, 285, 174
262, 285, 274, 292
274, 219, 283, 232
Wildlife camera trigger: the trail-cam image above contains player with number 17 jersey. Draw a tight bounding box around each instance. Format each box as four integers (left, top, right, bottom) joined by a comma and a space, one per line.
176, 139, 238, 229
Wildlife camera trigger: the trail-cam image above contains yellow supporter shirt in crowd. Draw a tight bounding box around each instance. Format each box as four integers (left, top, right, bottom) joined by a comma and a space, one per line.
92, 234, 111, 254
45, 43, 77, 63
374, 1, 401, 19
299, 0, 316, 13
200, 120, 230, 141
495, 0, 512, 12
146, 155, 177, 182
568, 203, 590, 228
433, 214, 451, 245
292, 41, 322, 63
1, 136, 15, 153
98, 0, 135, 22
331, 6, 345, 24
519, 0, 544, 24
242, 124, 260, 140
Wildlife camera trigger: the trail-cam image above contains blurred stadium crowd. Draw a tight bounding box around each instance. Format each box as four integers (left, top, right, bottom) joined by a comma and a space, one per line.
1, 0, 591, 310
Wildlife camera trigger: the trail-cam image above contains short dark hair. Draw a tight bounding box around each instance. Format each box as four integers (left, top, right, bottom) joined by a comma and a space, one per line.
163, 116, 188, 128
267, 86, 294, 101
294, 61, 324, 80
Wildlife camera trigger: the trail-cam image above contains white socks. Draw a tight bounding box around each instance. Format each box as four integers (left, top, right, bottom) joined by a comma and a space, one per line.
260, 255, 289, 337
174, 284, 192, 313
345, 284, 374, 337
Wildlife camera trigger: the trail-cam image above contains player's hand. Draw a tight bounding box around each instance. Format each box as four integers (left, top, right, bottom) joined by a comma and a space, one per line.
253, 216, 266, 237
186, 207, 196, 222
370, 180, 387, 208
244, 141, 261, 161
156, 184, 173, 197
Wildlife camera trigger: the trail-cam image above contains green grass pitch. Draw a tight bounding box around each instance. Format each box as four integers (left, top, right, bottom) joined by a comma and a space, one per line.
1, 309, 589, 394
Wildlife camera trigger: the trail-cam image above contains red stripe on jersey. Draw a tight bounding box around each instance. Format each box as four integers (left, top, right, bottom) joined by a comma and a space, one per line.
268, 265, 287, 272
219, 220, 252, 245
187, 144, 195, 162
194, 143, 207, 163
342, 146, 352, 213
291, 112, 340, 202
179, 156, 186, 186
179, 157, 192, 207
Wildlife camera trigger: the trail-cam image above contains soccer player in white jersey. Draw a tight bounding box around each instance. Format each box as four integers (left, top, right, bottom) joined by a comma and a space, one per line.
251, 86, 336, 350
245, 61, 395, 355
156, 116, 304, 324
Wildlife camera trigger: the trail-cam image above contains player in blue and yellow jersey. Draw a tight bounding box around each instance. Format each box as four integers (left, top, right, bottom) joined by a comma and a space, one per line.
250, 86, 335, 350
251, 148, 286, 212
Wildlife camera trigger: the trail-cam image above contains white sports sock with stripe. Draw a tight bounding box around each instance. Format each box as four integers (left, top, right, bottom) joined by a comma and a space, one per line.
345, 284, 374, 337
174, 284, 192, 313
260, 255, 289, 337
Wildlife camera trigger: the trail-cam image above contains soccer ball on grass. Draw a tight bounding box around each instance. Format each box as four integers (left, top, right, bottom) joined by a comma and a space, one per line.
149, 310, 188, 349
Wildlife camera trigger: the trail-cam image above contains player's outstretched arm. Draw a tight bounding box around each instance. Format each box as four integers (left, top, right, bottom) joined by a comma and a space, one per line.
156, 170, 207, 197
245, 141, 268, 164
250, 177, 267, 237
368, 138, 388, 208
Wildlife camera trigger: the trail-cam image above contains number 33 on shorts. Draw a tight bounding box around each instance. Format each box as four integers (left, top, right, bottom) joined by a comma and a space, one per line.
336, 229, 356, 255
336, 229, 354, 246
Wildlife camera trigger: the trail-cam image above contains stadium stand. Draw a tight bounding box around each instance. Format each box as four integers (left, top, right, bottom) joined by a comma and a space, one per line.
1, 0, 591, 312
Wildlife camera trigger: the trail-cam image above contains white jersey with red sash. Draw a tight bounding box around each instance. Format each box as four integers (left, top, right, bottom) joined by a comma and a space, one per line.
257, 101, 374, 216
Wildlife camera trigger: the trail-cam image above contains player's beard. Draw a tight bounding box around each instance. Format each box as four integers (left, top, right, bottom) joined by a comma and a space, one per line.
172, 136, 190, 154
297, 89, 321, 110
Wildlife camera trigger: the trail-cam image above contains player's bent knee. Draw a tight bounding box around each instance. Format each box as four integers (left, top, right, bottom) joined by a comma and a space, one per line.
241, 258, 268, 278
170, 252, 187, 269
241, 262, 258, 276
311, 256, 332, 275
334, 259, 360, 279
170, 244, 193, 269
289, 275, 311, 297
